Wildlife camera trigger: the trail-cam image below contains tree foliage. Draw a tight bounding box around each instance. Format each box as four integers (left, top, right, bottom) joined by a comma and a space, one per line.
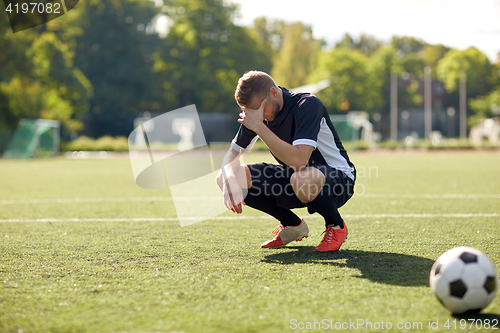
391, 36, 427, 56
422, 44, 451, 77
0, 15, 92, 136
70, 0, 160, 137
437, 47, 492, 98
310, 48, 381, 112
247, 17, 281, 61
469, 60, 500, 122
153, 0, 270, 114
335, 33, 382, 57
368, 46, 401, 110
270, 21, 323, 88
469, 90, 500, 121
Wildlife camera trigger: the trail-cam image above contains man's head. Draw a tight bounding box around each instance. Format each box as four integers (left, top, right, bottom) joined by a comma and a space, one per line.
235, 71, 282, 121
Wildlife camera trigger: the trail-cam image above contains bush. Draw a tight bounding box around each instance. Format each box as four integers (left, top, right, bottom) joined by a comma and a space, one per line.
374, 138, 498, 151
63, 136, 129, 152
426, 138, 477, 150
63, 135, 499, 153
376, 140, 405, 150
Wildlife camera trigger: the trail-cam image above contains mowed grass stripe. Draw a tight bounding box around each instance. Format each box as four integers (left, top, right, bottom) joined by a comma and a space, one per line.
1, 153, 499, 333
1, 213, 499, 223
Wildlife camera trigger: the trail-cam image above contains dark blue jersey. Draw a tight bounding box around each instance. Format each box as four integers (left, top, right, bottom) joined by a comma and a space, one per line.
231, 87, 356, 180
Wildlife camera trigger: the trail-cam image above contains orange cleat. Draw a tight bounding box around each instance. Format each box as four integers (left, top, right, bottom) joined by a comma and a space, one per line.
315, 221, 348, 252
261, 219, 309, 248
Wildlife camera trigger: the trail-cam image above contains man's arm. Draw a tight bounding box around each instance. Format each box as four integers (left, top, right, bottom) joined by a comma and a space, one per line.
239, 100, 314, 171
221, 147, 242, 179
220, 147, 247, 213
255, 125, 313, 171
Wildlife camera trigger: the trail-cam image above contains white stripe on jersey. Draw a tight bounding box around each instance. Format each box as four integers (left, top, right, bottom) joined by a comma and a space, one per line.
316, 118, 355, 180
231, 135, 260, 153
292, 138, 317, 148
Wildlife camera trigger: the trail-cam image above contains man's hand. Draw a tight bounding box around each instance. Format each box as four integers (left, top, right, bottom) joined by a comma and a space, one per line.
222, 174, 245, 214
238, 99, 266, 132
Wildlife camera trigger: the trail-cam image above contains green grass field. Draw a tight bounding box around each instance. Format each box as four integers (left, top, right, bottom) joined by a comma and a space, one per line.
0, 151, 499, 333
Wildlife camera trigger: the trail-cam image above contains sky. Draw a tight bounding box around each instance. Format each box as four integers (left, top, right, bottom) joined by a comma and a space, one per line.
230, 0, 500, 62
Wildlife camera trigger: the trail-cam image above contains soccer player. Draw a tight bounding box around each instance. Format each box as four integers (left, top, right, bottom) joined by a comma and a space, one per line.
216, 71, 355, 252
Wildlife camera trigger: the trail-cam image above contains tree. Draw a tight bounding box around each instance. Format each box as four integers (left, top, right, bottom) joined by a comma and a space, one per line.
469, 58, 500, 123
309, 48, 381, 112
271, 21, 323, 88
29, 33, 92, 130
422, 44, 451, 77
0, 13, 36, 82
335, 33, 382, 57
0, 12, 33, 144
153, 0, 270, 114
1, 33, 92, 132
247, 17, 280, 63
248, 18, 324, 88
391, 36, 427, 56
369, 46, 402, 110
469, 90, 500, 123
0, 12, 92, 146
399, 53, 426, 78
436, 47, 492, 98
69, 0, 161, 137
335, 33, 354, 50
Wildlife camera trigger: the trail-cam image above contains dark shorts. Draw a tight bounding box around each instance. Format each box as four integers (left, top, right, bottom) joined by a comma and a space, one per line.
246, 162, 355, 210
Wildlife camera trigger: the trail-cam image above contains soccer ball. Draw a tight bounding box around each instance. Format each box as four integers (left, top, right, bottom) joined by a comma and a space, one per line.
429, 247, 498, 315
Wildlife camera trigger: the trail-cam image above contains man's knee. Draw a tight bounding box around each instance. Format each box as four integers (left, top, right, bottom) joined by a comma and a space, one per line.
290, 167, 326, 203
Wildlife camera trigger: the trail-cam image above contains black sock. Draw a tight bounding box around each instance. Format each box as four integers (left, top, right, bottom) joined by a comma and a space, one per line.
244, 189, 301, 226
305, 185, 344, 229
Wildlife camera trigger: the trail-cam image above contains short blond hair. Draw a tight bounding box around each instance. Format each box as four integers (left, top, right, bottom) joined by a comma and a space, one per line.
235, 71, 277, 106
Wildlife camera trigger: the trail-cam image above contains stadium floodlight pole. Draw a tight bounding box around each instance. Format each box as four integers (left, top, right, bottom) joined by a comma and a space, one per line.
459, 71, 467, 138
424, 67, 432, 139
447, 107, 456, 138
390, 71, 398, 141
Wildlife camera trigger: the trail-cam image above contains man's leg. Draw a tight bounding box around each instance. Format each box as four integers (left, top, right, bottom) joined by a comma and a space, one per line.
216, 163, 301, 226
217, 163, 309, 248
246, 163, 309, 248
290, 166, 352, 252
244, 191, 302, 227
245, 187, 310, 248
290, 167, 343, 228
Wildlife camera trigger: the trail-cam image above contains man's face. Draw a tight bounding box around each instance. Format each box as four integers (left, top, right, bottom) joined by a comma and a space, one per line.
245, 94, 280, 122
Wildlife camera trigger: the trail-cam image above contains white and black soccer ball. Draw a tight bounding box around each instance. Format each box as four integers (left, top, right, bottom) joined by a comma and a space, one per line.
430, 246, 498, 315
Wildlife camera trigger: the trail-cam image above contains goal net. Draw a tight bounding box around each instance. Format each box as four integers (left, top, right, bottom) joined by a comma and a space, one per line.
3, 119, 60, 159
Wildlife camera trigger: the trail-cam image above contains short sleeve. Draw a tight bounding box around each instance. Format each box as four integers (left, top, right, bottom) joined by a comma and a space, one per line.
292, 97, 323, 148
231, 124, 259, 153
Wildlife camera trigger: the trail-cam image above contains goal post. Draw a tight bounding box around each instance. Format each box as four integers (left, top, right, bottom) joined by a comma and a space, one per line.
3, 119, 60, 159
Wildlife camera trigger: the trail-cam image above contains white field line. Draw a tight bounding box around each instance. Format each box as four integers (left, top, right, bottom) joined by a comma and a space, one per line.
0, 197, 174, 204
1, 194, 500, 205
359, 194, 500, 199
1, 213, 498, 223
